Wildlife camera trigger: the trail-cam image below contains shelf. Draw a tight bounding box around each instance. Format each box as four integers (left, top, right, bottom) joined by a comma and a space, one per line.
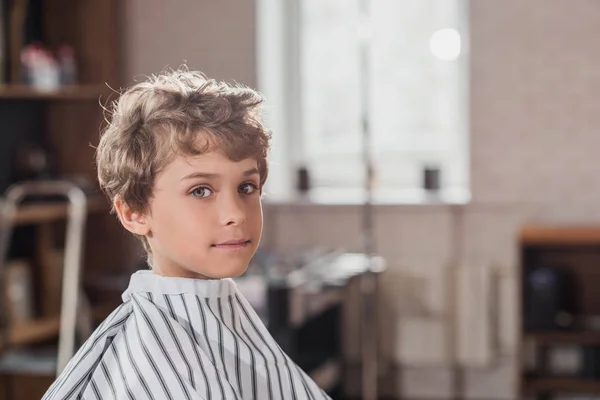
1, 303, 116, 350
1, 196, 109, 226
0, 84, 108, 100
520, 225, 600, 245
524, 378, 600, 394
525, 331, 600, 345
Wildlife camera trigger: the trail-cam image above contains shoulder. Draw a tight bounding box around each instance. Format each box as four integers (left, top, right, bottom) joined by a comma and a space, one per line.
42, 302, 133, 399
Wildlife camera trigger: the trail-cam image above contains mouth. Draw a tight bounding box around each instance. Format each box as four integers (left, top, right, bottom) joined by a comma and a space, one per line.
211, 240, 251, 249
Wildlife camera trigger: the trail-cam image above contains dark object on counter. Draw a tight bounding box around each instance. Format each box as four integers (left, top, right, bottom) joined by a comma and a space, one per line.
423, 166, 440, 191
297, 166, 311, 194
524, 266, 576, 331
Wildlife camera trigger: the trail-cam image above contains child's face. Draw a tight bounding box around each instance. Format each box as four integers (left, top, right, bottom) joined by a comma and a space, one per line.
142, 149, 263, 279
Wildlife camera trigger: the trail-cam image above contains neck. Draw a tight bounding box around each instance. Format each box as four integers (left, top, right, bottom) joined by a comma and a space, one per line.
150, 261, 214, 280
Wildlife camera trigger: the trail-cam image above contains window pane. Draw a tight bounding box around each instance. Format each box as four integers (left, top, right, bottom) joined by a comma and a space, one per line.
300, 0, 362, 156
299, 0, 468, 190
370, 0, 463, 153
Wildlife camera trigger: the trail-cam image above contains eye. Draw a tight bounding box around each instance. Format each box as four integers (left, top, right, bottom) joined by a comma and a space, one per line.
239, 182, 259, 195
191, 186, 213, 198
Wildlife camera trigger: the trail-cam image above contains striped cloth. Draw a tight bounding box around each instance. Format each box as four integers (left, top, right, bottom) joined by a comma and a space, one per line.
42, 270, 332, 399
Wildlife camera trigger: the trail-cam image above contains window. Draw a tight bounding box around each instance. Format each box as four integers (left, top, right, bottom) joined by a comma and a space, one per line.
257, 0, 469, 203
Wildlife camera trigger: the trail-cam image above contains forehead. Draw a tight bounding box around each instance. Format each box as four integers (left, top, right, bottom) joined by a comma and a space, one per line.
164, 150, 258, 176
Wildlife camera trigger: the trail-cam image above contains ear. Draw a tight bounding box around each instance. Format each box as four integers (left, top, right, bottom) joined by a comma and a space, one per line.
114, 196, 150, 236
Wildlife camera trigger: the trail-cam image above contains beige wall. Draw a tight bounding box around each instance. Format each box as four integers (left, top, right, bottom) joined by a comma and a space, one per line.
471, 0, 600, 206
123, 1, 600, 398
123, 0, 256, 87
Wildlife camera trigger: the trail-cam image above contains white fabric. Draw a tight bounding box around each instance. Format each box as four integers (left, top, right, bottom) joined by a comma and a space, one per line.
42, 270, 331, 399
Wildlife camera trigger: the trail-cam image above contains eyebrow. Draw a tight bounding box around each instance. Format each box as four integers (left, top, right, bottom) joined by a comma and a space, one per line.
181, 167, 260, 181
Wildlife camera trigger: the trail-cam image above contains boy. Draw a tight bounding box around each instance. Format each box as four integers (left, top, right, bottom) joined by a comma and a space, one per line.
42, 68, 332, 399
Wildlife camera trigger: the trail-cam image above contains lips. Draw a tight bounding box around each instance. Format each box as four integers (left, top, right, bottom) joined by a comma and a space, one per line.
212, 240, 250, 249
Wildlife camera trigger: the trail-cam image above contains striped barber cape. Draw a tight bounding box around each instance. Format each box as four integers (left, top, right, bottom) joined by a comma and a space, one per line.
42, 270, 332, 400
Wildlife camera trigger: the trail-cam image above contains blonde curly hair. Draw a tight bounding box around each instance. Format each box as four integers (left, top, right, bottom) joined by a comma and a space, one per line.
96, 68, 271, 252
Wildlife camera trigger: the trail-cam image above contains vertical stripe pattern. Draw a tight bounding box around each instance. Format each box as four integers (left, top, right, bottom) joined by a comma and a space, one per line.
42, 270, 332, 400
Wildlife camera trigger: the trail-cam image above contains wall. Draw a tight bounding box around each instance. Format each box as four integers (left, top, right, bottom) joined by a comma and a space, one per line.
262, 202, 526, 399
123, 0, 600, 398
123, 0, 257, 87
471, 0, 600, 207
263, 1, 600, 398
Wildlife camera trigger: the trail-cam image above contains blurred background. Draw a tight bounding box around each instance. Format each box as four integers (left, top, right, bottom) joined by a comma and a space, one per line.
2, 0, 600, 399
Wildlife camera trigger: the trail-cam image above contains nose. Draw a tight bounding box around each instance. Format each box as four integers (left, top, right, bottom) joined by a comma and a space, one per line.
218, 192, 246, 226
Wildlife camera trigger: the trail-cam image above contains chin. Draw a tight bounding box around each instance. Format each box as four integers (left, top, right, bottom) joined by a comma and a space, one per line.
205, 262, 249, 279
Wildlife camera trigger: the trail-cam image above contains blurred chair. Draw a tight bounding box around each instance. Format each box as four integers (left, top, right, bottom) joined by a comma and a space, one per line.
0, 181, 89, 399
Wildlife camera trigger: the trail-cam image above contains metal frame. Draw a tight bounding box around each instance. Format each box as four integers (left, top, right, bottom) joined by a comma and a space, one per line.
0, 180, 87, 375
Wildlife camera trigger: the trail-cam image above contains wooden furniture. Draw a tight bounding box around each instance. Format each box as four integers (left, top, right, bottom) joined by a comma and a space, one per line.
0, 1, 134, 398
254, 252, 385, 398
268, 282, 344, 397
519, 225, 600, 399
0, 0, 134, 281
0, 84, 107, 100
2, 196, 107, 226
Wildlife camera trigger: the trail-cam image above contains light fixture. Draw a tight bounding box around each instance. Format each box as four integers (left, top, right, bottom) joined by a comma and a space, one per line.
429, 28, 461, 61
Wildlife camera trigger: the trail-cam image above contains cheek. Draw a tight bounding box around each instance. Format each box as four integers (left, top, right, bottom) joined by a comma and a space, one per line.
177, 201, 213, 234
154, 207, 213, 255
246, 198, 263, 219
249, 202, 264, 235
152, 197, 210, 235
